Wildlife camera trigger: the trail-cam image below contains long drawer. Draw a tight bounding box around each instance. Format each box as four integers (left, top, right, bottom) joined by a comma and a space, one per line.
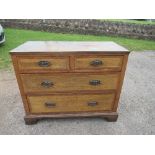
27, 93, 115, 113
21, 73, 120, 93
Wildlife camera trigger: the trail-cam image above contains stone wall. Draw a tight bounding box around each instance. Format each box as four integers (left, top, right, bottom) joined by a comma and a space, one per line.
0, 19, 155, 40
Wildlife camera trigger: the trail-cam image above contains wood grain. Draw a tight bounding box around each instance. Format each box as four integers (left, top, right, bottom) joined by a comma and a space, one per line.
21, 73, 120, 93
74, 55, 123, 71
10, 41, 129, 53
10, 41, 130, 124
17, 56, 69, 71
27, 93, 115, 113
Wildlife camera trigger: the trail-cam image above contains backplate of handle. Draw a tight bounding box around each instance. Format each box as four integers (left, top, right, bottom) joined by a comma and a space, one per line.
41, 80, 54, 88
90, 60, 103, 66
89, 80, 101, 85
38, 60, 51, 67
88, 101, 98, 106
45, 102, 56, 108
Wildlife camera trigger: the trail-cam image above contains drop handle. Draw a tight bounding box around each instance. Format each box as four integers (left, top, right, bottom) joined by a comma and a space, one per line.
88, 101, 98, 106
45, 102, 56, 108
89, 80, 101, 85
41, 80, 54, 88
90, 60, 103, 66
38, 60, 51, 67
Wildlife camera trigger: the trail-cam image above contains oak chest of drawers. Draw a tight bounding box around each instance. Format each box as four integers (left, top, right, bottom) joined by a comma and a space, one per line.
10, 41, 130, 125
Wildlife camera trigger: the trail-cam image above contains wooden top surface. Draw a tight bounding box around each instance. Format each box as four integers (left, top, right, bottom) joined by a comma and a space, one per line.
10, 41, 129, 53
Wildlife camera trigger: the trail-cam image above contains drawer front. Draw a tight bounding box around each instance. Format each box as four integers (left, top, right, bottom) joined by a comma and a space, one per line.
17, 56, 69, 71
74, 55, 123, 71
28, 93, 115, 113
21, 73, 120, 93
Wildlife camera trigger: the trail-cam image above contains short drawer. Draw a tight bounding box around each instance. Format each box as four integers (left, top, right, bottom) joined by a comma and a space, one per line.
21, 73, 120, 93
74, 55, 123, 71
17, 56, 69, 72
27, 93, 115, 113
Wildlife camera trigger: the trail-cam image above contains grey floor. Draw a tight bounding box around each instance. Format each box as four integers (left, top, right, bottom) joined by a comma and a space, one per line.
0, 51, 155, 135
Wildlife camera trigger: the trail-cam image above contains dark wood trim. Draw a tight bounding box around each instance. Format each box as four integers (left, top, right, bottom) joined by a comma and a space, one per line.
24, 117, 38, 125
74, 54, 124, 58
24, 112, 118, 124
20, 71, 121, 76
25, 90, 117, 96
104, 114, 118, 122
69, 54, 75, 71
26, 112, 118, 118
18, 70, 122, 74
73, 68, 122, 72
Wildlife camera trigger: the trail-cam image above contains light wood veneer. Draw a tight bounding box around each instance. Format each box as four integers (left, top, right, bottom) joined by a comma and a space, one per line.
10, 41, 130, 124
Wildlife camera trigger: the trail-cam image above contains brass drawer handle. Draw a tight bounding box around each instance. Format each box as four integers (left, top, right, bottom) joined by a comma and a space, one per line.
90, 60, 103, 66
45, 102, 56, 108
38, 60, 51, 67
41, 80, 54, 88
88, 101, 98, 106
89, 80, 101, 85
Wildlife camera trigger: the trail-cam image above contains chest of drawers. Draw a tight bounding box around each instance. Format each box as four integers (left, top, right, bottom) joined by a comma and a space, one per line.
10, 41, 130, 125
